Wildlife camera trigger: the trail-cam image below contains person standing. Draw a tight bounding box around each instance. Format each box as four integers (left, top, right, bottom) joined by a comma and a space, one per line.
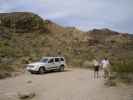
101, 58, 110, 79
93, 59, 100, 79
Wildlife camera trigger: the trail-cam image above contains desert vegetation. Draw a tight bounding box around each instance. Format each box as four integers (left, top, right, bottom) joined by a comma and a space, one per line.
0, 12, 133, 79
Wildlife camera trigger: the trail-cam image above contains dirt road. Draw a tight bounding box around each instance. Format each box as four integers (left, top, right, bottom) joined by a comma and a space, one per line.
0, 69, 133, 100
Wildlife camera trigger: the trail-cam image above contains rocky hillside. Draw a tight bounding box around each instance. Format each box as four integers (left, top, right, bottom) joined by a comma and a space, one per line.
0, 12, 133, 78
0, 12, 45, 33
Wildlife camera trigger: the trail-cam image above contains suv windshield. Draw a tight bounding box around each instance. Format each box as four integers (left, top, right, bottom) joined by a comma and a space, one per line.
40, 58, 48, 63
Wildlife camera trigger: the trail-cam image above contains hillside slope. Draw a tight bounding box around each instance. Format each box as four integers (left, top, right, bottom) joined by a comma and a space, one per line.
0, 12, 133, 78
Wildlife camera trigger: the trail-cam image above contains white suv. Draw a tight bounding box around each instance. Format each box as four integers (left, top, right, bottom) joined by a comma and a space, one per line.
26, 57, 66, 74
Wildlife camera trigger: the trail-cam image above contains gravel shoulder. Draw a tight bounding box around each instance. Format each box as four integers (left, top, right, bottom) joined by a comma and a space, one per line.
0, 68, 133, 100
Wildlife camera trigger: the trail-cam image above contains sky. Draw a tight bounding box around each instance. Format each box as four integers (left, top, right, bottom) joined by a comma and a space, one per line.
0, 0, 133, 33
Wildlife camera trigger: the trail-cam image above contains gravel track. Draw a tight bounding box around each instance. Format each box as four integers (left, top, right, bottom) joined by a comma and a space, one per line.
0, 68, 133, 100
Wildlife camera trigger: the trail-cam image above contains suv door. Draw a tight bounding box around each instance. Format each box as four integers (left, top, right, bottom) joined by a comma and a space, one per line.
54, 58, 61, 69
47, 58, 55, 70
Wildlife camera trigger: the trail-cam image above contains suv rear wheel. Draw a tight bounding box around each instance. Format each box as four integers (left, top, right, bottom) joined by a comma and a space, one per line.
59, 65, 64, 72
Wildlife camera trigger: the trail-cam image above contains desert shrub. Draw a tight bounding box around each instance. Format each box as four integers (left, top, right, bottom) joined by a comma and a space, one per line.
0, 71, 12, 79
111, 59, 133, 73
0, 64, 14, 72
0, 63, 14, 79
106, 58, 133, 84
104, 80, 117, 87
0, 45, 18, 57
82, 60, 93, 69
71, 59, 82, 67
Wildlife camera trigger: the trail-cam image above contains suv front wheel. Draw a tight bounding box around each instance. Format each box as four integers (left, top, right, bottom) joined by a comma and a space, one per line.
39, 67, 45, 74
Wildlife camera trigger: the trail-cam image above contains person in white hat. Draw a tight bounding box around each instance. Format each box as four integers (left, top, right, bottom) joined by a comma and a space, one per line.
101, 57, 110, 79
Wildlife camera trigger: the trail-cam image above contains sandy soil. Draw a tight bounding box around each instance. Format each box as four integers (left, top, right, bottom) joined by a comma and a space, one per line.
0, 68, 133, 100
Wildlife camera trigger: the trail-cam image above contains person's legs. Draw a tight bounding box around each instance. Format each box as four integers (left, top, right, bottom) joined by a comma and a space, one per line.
96, 71, 98, 78
104, 69, 106, 78
97, 66, 100, 78
104, 68, 109, 79
94, 66, 96, 79
94, 70, 96, 79
94, 66, 99, 79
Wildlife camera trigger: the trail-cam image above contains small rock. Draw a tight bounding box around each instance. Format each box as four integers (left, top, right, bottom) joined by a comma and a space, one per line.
18, 92, 36, 100
104, 80, 117, 87
27, 80, 32, 84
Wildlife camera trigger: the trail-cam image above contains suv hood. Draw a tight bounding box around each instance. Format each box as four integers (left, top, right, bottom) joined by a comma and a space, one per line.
28, 62, 46, 66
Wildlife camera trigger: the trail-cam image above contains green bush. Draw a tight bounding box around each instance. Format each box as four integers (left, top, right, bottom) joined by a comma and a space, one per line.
111, 60, 133, 73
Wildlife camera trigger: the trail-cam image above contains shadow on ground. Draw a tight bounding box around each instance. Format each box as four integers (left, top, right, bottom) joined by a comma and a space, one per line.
30, 69, 72, 75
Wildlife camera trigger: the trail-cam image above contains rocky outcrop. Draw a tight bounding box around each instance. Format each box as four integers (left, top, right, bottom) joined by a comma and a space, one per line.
0, 12, 44, 33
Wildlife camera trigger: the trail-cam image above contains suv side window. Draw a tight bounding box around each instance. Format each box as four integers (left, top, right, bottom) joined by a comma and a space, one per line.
48, 59, 54, 63
61, 58, 64, 61
55, 58, 60, 62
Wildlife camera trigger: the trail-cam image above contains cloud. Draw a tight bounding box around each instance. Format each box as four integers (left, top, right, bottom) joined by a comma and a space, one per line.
0, 0, 133, 33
